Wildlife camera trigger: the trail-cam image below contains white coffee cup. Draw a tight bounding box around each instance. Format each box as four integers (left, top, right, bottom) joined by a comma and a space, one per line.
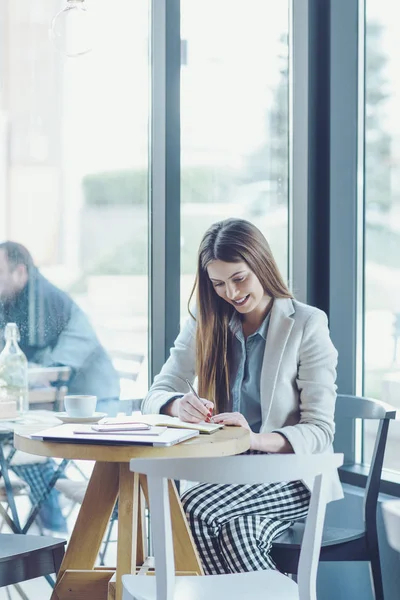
64, 395, 97, 418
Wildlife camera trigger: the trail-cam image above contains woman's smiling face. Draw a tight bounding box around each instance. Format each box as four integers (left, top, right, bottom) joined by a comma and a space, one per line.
207, 260, 270, 318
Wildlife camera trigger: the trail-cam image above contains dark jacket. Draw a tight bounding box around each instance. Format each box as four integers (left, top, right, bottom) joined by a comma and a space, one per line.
0, 269, 120, 401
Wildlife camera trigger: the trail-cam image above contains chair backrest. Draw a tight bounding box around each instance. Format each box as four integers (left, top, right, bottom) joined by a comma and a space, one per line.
335, 394, 396, 421
130, 453, 343, 600
109, 351, 145, 410
109, 350, 144, 383
335, 394, 397, 531
28, 366, 71, 411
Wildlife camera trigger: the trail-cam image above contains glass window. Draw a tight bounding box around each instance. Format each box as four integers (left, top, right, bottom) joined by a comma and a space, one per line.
364, 0, 400, 471
180, 0, 290, 321
0, 0, 149, 411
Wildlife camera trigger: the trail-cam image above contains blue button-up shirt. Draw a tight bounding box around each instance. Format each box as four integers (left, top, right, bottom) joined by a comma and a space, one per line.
229, 311, 271, 433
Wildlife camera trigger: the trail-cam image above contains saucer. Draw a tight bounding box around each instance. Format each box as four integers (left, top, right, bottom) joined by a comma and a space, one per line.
54, 412, 107, 424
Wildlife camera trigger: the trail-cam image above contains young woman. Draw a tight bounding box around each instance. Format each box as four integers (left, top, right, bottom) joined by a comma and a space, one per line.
141, 218, 341, 575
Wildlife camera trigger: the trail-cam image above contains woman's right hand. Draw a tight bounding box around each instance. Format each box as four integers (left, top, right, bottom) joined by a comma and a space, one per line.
166, 393, 214, 423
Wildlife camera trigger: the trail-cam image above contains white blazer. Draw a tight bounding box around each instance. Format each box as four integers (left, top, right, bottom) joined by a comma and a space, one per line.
142, 298, 343, 501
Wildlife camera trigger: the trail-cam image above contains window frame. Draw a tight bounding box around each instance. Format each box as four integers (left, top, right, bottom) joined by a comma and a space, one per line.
328, 0, 365, 465
149, 0, 181, 382
150, 0, 400, 491
290, 0, 399, 489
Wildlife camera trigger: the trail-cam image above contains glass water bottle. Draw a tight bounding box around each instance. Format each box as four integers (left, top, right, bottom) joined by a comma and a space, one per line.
0, 323, 28, 416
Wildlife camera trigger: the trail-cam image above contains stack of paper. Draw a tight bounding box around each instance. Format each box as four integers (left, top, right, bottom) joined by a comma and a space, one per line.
103, 414, 224, 434
30, 423, 199, 447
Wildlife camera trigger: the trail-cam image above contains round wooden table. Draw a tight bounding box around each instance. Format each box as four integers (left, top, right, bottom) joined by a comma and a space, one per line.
15, 426, 250, 600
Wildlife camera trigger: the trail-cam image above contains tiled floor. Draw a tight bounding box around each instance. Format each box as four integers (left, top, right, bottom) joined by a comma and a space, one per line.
0, 460, 119, 600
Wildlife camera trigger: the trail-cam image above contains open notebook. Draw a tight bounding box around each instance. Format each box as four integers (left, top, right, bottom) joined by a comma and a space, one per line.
103, 414, 224, 435
30, 423, 199, 447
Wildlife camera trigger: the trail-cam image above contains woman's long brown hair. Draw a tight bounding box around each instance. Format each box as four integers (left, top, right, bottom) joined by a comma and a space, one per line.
188, 218, 293, 414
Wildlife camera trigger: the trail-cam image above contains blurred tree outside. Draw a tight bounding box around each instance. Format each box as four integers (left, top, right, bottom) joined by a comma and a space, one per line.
181, 166, 237, 204
82, 169, 147, 206
365, 20, 392, 213
364, 20, 399, 314
79, 166, 238, 278
82, 166, 236, 207
244, 33, 288, 207
78, 21, 395, 280
245, 22, 393, 214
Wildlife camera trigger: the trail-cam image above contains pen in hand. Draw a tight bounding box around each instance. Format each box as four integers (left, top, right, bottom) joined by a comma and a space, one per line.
185, 379, 213, 422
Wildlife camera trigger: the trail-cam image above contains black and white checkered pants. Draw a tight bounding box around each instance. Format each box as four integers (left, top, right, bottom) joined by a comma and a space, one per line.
181, 472, 310, 575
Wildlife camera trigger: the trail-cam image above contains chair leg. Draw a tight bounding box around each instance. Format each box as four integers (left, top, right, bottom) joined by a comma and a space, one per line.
0, 503, 17, 533
68, 460, 89, 481
44, 574, 56, 589
369, 552, 385, 600
99, 517, 115, 566
53, 545, 66, 575
136, 490, 147, 566
12, 583, 29, 600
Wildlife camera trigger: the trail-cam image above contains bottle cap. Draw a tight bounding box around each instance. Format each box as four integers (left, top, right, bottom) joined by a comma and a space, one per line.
5, 322, 20, 341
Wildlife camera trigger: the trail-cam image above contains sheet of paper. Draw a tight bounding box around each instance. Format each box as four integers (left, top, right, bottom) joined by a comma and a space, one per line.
73, 426, 167, 436
104, 414, 224, 434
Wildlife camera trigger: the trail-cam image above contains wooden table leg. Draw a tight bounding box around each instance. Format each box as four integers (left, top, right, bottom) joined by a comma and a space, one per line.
114, 464, 140, 600
139, 475, 204, 575
109, 477, 146, 600
136, 488, 147, 566
52, 461, 119, 600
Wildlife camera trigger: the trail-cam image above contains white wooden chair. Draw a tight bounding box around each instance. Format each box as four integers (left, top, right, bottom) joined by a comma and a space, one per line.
122, 453, 344, 600
382, 499, 400, 553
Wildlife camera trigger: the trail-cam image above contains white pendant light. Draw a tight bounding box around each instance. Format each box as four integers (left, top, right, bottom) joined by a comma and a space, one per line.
49, 0, 92, 58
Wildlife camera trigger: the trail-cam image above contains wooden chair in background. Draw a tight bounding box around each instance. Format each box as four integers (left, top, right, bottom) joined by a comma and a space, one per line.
28, 366, 71, 412
271, 394, 397, 600
109, 350, 145, 414
0, 533, 66, 595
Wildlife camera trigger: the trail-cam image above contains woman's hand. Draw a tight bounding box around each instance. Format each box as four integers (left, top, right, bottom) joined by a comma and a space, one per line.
211, 412, 259, 448
211, 413, 292, 453
211, 412, 251, 431
167, 393, 214, 423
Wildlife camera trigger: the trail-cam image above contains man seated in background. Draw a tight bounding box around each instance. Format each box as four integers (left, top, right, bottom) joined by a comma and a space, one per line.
0, 241, 120, 412
0, 241, 120, 532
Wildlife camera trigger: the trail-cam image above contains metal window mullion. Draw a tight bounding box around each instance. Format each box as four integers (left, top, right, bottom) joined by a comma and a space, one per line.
291, 0, 331, 311
357, 0, 366, 465
290, 0, 310, 302
149, 0, 181, 383
292, 0, 361, 464
329, 0, 363, 463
